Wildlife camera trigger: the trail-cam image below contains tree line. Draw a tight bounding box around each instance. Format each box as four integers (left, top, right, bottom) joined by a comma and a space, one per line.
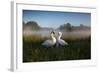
23, 21, 90, 31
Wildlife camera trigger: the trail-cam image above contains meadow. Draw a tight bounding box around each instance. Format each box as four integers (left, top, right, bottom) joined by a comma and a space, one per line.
23, 34, 91, 62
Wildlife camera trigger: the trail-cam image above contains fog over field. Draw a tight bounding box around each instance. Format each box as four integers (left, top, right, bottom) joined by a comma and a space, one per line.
23, 29, 90, 39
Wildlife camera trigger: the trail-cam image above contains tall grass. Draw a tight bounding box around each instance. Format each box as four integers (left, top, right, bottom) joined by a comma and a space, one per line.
23, 35, 91, 62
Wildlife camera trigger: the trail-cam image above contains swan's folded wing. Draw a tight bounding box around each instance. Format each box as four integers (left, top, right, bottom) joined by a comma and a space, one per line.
42, 40, 54, 46
59, 39, 68, 45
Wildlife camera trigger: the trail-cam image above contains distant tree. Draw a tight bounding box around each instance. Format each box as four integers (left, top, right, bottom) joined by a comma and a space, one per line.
66, 23, 72, 31
59, 22, 72, 31
79, 24, 90, 30
23, 21, 40, 30
59, 25, 64, 30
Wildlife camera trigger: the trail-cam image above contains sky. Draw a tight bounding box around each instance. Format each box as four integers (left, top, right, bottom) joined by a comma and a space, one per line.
23, 10, 91, 28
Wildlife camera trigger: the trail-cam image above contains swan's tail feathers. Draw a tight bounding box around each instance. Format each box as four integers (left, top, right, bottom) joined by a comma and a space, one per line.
61, 42, 68, 46
42, 42, 48, 46
59, 39, 68, 46
42, 43, 49, 47
42, 40, 54, 47
65, 42, 68, 45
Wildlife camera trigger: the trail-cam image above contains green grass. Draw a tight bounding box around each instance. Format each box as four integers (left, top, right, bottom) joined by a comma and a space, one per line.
23, 36, 91, 62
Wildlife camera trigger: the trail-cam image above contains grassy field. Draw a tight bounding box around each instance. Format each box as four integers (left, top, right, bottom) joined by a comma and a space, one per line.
23, 35, 91, 62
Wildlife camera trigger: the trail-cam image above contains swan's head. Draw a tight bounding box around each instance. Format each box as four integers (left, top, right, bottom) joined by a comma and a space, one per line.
51, 31, 55, 34
50, 31, 55, 37
58, 32, 62, 36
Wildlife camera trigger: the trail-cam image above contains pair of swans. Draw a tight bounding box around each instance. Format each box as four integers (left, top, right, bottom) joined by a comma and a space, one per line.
42, 31, 68, 47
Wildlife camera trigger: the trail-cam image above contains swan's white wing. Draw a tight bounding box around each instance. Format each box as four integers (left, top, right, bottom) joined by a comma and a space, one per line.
58, 39, 68, 46
42, 40, 54, 47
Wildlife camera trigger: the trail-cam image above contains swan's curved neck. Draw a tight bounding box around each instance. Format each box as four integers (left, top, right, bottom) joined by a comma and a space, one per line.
58, 35, 61, 40
51, 35, 56, 43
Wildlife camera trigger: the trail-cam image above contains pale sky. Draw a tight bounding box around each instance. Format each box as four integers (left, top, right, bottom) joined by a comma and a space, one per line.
23, 10, 91, 28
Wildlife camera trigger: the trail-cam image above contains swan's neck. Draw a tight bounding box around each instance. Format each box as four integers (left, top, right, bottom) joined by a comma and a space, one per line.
58, 35, 61, 40
51, 36, 56, 43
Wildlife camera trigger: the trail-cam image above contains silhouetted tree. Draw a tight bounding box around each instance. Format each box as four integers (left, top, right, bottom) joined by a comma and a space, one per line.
66, 23, 72, 31
59, 23, 72, 31
23, 21, 40, 30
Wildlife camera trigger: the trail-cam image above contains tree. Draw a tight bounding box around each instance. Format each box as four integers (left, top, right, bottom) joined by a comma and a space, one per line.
23, 21, 40, 30
66, 23, 72, 31
59, 23, 72, 31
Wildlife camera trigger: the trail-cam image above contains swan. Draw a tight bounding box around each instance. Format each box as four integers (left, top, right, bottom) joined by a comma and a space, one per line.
42, 31, 56, 47
56, 32, 68, 47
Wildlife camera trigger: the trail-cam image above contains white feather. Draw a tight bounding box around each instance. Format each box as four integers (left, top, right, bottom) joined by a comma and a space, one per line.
56, 32, 68, 46
42, 32, 56, 47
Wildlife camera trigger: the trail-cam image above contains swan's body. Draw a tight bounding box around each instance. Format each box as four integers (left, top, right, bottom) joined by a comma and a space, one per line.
42, 32, 56, 47
56, 32, 68, 47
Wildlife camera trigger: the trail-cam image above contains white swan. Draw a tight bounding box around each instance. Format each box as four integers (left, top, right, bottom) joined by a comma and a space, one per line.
56, 32, 68, 47
42, 32, 56, 47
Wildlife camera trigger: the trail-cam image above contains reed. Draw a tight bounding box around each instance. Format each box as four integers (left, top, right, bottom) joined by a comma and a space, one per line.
23, 35, 91, 62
